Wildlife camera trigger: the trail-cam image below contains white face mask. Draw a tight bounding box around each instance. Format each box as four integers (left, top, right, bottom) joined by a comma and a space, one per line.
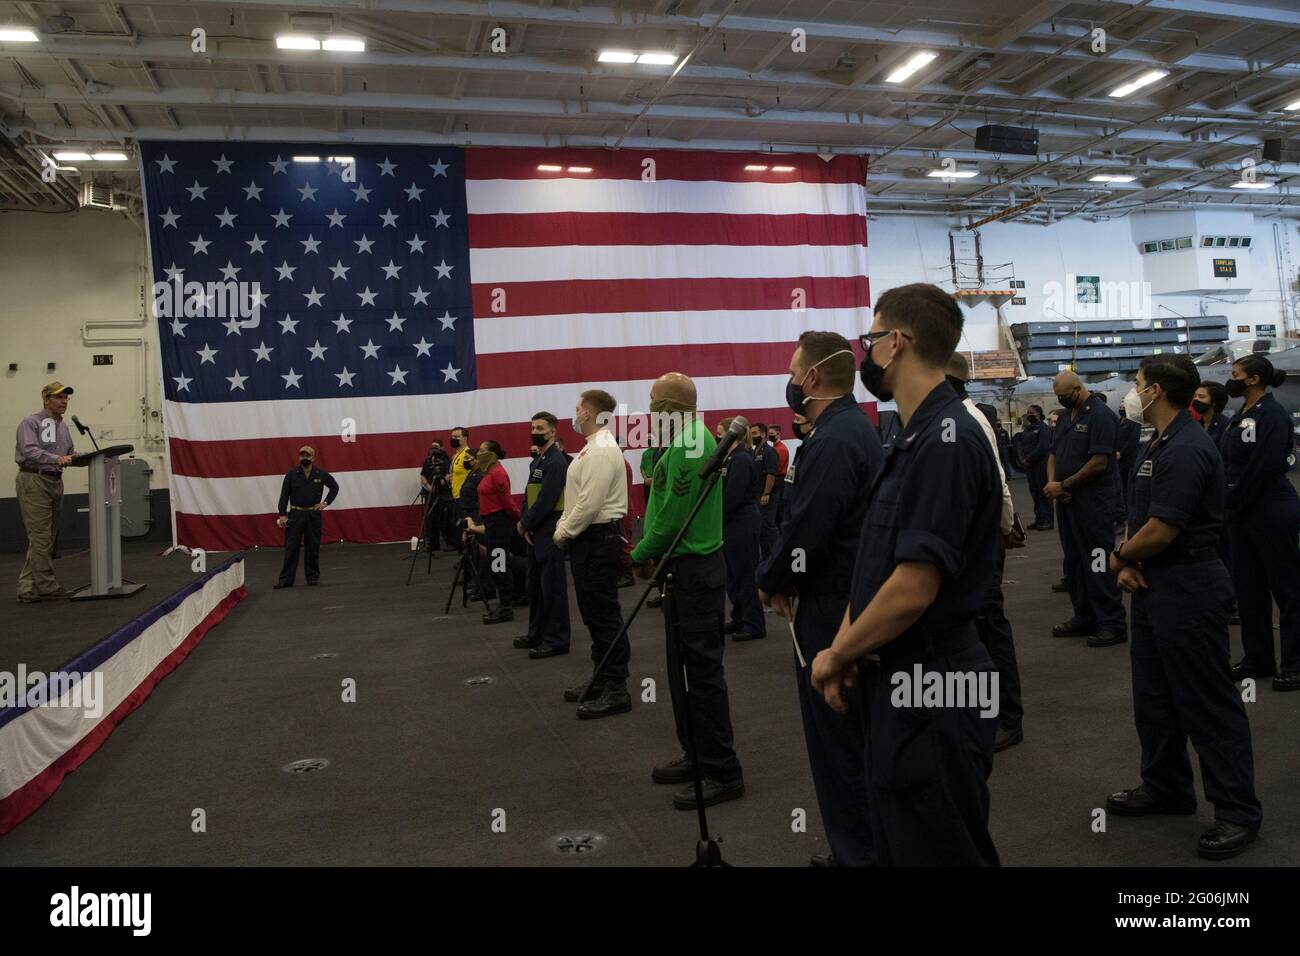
1122, 388, 1143, 422
1136, 384, 1157, 423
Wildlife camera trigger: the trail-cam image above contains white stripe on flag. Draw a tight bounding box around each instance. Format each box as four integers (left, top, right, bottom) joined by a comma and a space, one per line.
464, 179, 867, 216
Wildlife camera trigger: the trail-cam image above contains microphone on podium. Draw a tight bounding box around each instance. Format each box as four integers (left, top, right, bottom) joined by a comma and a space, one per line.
71, 415, 101, 451
698, 415, 748, 479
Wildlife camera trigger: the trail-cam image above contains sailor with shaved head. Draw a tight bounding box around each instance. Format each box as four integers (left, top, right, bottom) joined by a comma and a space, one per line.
1045, 369, 1128, 647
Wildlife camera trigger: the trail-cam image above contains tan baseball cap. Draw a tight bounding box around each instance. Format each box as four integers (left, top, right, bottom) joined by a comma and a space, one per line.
42, 381, 74, 399
299, 445, 315, 457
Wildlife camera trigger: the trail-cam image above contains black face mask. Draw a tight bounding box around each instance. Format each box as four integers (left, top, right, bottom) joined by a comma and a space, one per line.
530, 448, 540, 459
300, 457, 312, 468
449, 438, 461, 449
859, 338, 893, 402
1190, 399, 1211, 415
530, 432, 548, 447
1057, 393, 1077, 410
791, 420, 809, 441
1224, 378, 1247, 399
752, 436, 763, 447
945, 374, 967, 399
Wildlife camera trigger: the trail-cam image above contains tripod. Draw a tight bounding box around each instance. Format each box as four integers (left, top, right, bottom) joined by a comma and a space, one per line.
578, 467, 731, 867
445, 531, 493, 615
405, 487, 443, 586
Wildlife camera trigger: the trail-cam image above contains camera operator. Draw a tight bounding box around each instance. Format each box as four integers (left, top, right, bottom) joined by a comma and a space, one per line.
418, 439, 451, 552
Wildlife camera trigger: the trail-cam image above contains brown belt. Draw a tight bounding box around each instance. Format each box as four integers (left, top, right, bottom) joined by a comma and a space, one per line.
19, 463, 62, 479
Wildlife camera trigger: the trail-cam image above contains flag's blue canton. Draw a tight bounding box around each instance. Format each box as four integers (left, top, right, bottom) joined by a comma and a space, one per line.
140, 142, 476, 403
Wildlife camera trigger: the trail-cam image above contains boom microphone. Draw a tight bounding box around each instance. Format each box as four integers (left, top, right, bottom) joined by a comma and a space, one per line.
71, 415, 89, 435
698, 416, 749, 479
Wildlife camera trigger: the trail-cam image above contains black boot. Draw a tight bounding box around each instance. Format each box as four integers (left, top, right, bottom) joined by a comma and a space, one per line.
481, 604, 514, 625
577, 682, 632, 720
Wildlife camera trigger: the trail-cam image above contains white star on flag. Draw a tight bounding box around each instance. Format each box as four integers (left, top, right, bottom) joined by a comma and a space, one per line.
357, 287, 378, 306
196, 344, 218, 364
189, 235, 211, 255
406, 234, 426, 253
413, 337, 433, 356
441, 362, 460, 381
246, 234, 267, 253
298, 182, 318, 202
272, 208, 293, 228
227, 370, 248, 390
223, 317, 243, 336
434, 260, 453, 279
404, 183, 424, 201
336, 367, 356, 387
360, 339, 381, 359
251, 342, 274, 362
386, 312, 406, 332
269, 155, 289, 174
282, 368, 303, 389
378, 158, 397, 176
333, 314, 353, 334
327, 209, 347, 228
352, 184, 371, 202
430, 158, 449, 177
300, 235, 321, 254
156, 154, 177, 173
219, 261, 240, 281
213, 154, 234, 174
381, 260, 402, 280
388, 364, 409, 385
160, 208, 180, 228
307, 340, 329, 361
354, 235, 375, 254
173, 373, 191, 391
437, 311, 457, 330
275, 261, 297, 280
303, 287, 324, 307
379, 209, 399, 228
216, 208, 237, 228
409, 286, 430, 305
279, 315, 299, 334
329, 260, 350, 280
243, 181, 263, 200
170, 317, 187, 336
431, 209, 451, 228
186, 181, 208, 201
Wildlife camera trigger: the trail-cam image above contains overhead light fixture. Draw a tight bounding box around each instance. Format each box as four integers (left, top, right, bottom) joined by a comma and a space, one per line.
636, 52, 677, 65
597, 50, 638, 64
328, 155, 354, 164
771, 165, 796, 172
744, 164, 769, 171
292, 155, 321, 163
927, 167, 978, 179
322, 37, 365, 52
1109, 69, 1168, 98
0, 27, 39, 41
92, 151, 129, 162
276, 35, 321, 51
566, 166, 592, 173
1285, 98, 1300, 111
1230, 180, 1273, 189
53, 151, 92, 162
886, 51, 937, 84
1090, 174, 1136, 183
536, 164, 563, 172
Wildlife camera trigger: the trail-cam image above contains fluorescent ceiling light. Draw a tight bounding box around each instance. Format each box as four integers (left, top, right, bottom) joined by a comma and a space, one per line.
328, 155, 354, 164
1109, 69, 1168, 98
927, 168, 978, 179
744, 164, 769, 171
886, 51, 937, 84
0, 27, 39, 41
598, 50, 637, 63
276, 35, 321, 50
566, 166, 592, 173
1285, 98, 1300, 111
292, 155, 321, 163
1230, 180, 1273, 189
1090, 174, 1136, 183
536, 164, 563, 172
771, 165, 796, 172
53, 151, 91, 162
636, 52, 677, 65
322, 37, 365, 52
92, 151, 129, 162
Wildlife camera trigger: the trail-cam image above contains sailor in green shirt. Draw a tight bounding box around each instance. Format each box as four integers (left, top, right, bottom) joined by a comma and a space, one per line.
631, 372, 744, 811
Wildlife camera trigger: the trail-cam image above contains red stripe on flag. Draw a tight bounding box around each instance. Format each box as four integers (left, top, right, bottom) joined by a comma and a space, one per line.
471, 276, 870, 317
176, 505, 425, 551
467, 212, 867, 248
465, 147, 867, 184
477, 342, 797, 389
171, 404, 821, 478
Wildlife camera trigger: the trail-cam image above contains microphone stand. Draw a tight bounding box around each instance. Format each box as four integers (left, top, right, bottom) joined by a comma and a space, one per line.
74, 417, 101, 452
578, 463, 731, 868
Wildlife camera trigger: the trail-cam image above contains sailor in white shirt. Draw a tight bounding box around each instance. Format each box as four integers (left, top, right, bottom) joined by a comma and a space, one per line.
948, 352, 1026, 753
554, 389, 632, 720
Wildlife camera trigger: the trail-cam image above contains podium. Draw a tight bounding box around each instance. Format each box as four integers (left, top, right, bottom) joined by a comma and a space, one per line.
68, 444, 147, 600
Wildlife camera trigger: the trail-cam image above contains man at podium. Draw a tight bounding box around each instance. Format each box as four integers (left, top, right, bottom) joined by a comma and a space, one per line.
13, 382, 76, 604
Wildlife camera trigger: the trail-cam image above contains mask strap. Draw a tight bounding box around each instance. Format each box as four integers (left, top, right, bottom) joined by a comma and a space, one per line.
799, 348, 855, 404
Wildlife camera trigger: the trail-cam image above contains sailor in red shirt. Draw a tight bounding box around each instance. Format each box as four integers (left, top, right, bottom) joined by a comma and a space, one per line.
468, 440, 523, 624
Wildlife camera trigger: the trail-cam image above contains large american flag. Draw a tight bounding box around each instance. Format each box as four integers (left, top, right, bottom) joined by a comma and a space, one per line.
140, 143, 871, 551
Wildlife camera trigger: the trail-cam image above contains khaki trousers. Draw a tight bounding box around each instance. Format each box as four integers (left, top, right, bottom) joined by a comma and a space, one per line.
16, 471, 62, 598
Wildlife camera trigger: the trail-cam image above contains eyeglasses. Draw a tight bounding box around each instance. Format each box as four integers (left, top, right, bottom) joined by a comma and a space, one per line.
859, 330, 913, 350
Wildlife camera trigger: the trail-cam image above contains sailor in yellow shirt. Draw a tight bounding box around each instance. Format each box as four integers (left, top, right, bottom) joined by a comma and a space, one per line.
448, 426, 472, 548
